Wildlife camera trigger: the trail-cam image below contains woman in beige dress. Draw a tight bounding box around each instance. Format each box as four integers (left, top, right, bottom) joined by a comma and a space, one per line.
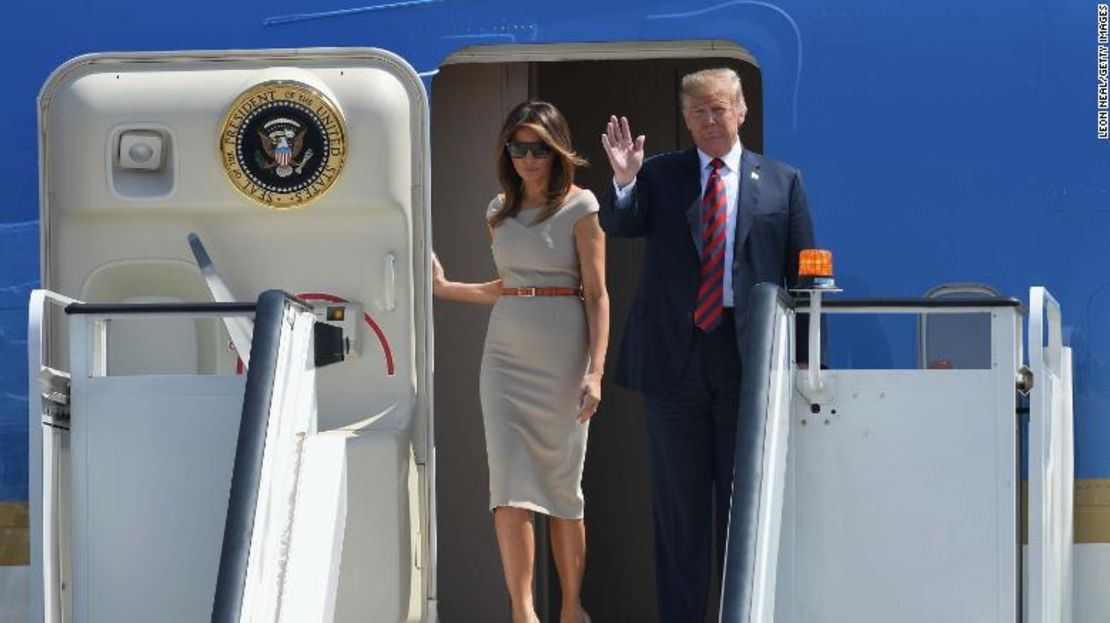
432, 101, 608, 623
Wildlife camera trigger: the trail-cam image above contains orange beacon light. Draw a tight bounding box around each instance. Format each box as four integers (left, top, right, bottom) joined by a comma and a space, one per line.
797, 249, 837, 290
794, 249, 838, 402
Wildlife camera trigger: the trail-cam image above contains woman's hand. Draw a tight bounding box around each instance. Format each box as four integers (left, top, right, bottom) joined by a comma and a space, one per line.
431, 252, 448, 297
576, 371, 602, 423
429, 252, 502, 305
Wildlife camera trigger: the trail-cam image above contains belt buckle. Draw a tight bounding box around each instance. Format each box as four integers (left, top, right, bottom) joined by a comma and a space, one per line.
520, 287, 537, 297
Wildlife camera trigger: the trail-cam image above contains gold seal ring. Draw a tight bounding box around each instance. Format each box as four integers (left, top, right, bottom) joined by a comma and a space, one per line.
218, 80, 348, 209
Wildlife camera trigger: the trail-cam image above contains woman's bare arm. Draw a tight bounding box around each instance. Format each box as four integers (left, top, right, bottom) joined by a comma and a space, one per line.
574, 212, 610, 422
431, 227, 502, 306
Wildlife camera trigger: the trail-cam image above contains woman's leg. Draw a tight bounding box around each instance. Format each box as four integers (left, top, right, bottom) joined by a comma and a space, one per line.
494, 506, 539, 623
550, 516, 587, 623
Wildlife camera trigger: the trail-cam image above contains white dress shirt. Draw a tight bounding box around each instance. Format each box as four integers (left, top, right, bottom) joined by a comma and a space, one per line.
613, 140, 743, 307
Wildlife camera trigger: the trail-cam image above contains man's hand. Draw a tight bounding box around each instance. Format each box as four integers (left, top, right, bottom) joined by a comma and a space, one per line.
601, 115, 645, 188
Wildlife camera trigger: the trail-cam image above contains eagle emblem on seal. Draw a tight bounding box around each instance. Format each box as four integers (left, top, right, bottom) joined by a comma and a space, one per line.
255, 118, 315, 178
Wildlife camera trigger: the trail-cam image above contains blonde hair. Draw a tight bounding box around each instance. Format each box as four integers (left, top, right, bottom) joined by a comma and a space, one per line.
489, 101, 587, 228
680, 68, 748, 116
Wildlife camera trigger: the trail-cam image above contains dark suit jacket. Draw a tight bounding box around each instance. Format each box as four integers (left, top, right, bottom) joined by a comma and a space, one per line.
601, 146, 816, 392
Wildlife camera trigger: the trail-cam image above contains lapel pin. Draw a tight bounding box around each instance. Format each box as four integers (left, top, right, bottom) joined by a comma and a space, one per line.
750, 170, 760, 181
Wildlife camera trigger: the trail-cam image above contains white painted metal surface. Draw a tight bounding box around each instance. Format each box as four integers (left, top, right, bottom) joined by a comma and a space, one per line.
1062, 353, 1075, 623
0, 566, 29, 623
39, 48, 430, 431
1028, 287, 1075, 623
776, 369, 1018, 623
68, 313, 245, 623
27, 289, 75, 623
333, 427, 421, 622
239, 305, 318, 623
79, 260, 222, 375
281, 432, 349, 623
36, 48, 437, 622
1073, 545, 1110, 623
768, 302, 1023, 623
741, 301, 793, 622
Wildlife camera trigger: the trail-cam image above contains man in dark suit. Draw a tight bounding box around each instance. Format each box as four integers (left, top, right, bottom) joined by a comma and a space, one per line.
599, 67, 815, 622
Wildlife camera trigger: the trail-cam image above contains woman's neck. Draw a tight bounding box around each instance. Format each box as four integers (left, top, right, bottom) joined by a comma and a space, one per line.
520, 180, 548, 207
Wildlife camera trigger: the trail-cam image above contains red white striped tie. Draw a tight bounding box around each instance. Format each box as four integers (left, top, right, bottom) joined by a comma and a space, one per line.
694, 158, 727, 332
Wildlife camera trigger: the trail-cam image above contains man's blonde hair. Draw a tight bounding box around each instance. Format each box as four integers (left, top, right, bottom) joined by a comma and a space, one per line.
680, 68, 748, 116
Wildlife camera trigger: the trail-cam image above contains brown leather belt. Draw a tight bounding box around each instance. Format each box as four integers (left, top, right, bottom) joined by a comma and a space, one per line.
500, 287, 581, 297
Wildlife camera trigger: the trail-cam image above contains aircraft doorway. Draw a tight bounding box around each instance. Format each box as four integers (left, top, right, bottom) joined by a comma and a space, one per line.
430, 44, 762, 623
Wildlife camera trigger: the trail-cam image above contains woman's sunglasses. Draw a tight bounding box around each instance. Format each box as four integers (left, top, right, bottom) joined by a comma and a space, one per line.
506, 141, 552, 159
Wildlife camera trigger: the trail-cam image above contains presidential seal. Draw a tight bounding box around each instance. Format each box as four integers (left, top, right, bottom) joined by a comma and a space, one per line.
219, 81, 347, 209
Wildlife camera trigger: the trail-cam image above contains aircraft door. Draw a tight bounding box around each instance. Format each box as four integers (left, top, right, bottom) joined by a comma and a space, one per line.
36, 49, 435, 623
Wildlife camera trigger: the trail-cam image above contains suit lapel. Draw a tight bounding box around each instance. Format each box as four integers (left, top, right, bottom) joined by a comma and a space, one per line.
736, 149, 761, 249
682, 148, 704, 257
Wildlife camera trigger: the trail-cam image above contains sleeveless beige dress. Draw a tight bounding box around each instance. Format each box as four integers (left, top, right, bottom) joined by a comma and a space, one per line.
480, 190, 599, 519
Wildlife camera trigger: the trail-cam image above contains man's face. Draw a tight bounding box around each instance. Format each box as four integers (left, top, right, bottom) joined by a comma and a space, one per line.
682, 82, 745, 158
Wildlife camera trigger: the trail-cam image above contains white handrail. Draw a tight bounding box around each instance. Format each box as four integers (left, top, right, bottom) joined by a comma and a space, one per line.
1030, 287, 1063, 377
383, 252, 397, 312
1028, 285, 1073, 623
806, 290, 823, 394
795, 304, 1017, 314
796, 289, 838, 403
28, 289, 78, 623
